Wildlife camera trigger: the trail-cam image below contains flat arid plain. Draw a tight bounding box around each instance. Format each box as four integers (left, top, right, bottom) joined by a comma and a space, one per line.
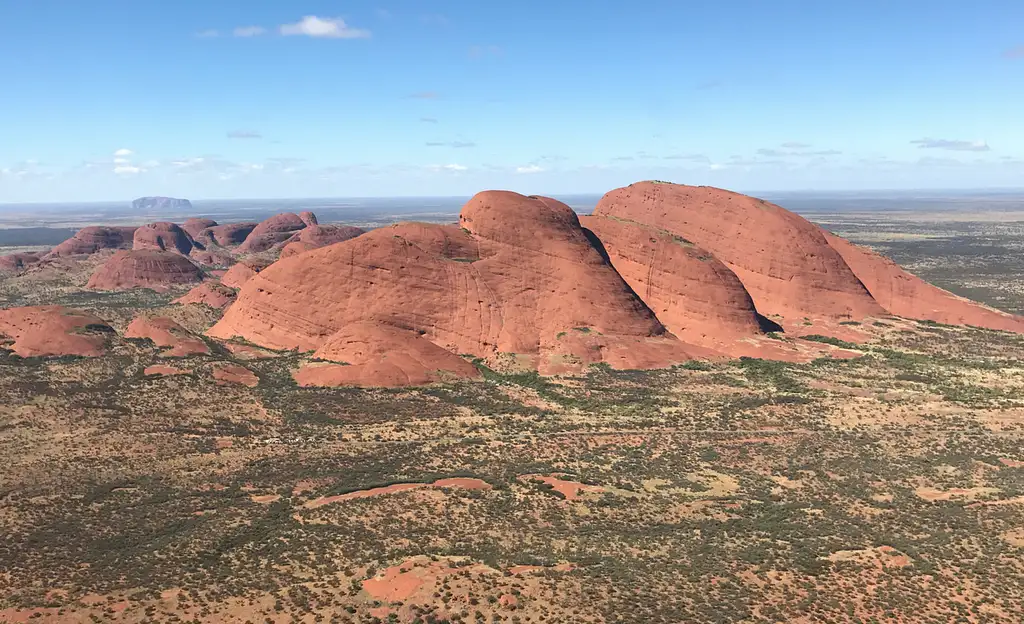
1, 186, 1023, 623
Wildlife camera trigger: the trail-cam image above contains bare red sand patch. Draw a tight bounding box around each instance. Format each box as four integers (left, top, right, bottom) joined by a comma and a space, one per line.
143, 365, 190, 376
999, 458, 1024, 468
303, 477, 491, 509
914, 486, 1000, 502
520, 474, 604, 500
250, 494, 281, 504
507, 563, 576, 575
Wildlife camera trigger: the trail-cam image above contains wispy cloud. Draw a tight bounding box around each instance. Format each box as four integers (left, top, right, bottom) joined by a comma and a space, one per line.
113, 165, 144, 175
424, 163, 467, 173
611, 156, 635, 162
917, 156, 963, 166
781, 142, 810, 149
757, 145, 842, 157
233, 26, 266, 37
663, 153, 710, 163
376, 8, 393, 19
1003, 45, 1024, 59
195, 29, 219, 38
469, 45, 503, 58
425, 140, 476, 148
280, 16, 371, 39
113, 148, 133, 157
515, 164, 545, 174
408, 91, 439, 99
227, 130, 262, 139
421, 14, 450, 27
911, 138, 990, 152
419, 117, 439, 123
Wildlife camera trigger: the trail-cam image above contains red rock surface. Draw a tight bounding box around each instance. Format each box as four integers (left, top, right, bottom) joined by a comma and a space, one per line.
197, 222, 258, 247
211, 192, 706, 376
237, 213, 309, 253
0, 252, 41, 272
125, 315, 210, 356
593, 182, 885, 327
133, 222, 194, 255
173, 282, 237, 309
211, 363, 259, 387
86, 250, 204, 291
298, 211, 318, 226
181, 217, 218, 239
189, 248, 235, 267
44, 226, 137, 258
823, 231, 1024, 333
294, 321, 482, 387
220, 258, 272, 289
279, 224, 364, 258
143, 365, 191, 376
0, 306, 112, 357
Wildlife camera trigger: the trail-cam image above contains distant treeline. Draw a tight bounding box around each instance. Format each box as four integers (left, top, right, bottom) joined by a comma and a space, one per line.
0, 227, 76, 247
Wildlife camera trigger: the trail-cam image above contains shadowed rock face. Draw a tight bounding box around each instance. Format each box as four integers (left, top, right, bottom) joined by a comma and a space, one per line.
173, 282, 237, 309
86, 250, 204, 291
197, 222, 258, 247
0, 306, 112, 357
593, 182, 886, 327
133, 222, 195, 255
237, 213, 311, 253
210, 191, 710, 375
182, 218, 218, 239
822, 230, 1024, 333
279, 224, 365, 258
44, 226, 137, 258
0, 252, 41, 273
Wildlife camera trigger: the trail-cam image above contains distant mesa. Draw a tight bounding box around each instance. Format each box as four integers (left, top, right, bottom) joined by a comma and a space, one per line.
174, 282, 237, 309
0, 305, 112, 357
133, 222, 195, 255
280, 224, 365, 258
125, 315, 210, 357
237, 212, 312, 253
87, 249, 204, 291
132, 196, 193, 212
0, 252, 41, 273
182, 217, 218, 239
44, 226, 137, 258
220, 258, 273, 289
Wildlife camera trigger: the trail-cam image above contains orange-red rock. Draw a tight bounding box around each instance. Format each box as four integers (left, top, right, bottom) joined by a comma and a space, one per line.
823, 231, 1024, 333
279, 224, 364, 258
173, 282, 237, 309
86, 250, 204, 291
44, 226, 136, 258
298, 211, 318, 226
0, 252, 41, 273
143, 365, 191, 376
211, 363, 259, 387
133, 222, 194, 255
197, 222, 258, 247
593, 182, 885, 327
237, 213, 309, 253
212, 191, 706, 377
182, 217, 218, 239
189, 249, 235, 267
125, 315, 210, 356
294, 321, 481, 387
220, 258, 272, 289
0, 305, 112, 357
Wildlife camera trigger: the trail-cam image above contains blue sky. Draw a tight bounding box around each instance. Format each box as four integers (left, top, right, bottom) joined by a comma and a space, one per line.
1, 0, 1023, 202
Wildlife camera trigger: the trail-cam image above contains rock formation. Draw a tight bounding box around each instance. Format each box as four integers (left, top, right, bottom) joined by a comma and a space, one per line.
132, 196, 193, 212
125, 315, 210, 356
0, 306, 112, 357
133, 222, 195, 255
279, 224, 365, 258
0, 252, 41, 273
220, 258, 273, 289
237, 213, 310, 253
299, 211, 318, 226
822, 231, 1024, 333
592, 182, 886, 328
196, 222, 258, 247
44, 226, 137, 258
211, 192, 706, 375
87, 250, 204, 291
212, 363, 259, 387
174, 282, 237, 309
182, 217, 218, 239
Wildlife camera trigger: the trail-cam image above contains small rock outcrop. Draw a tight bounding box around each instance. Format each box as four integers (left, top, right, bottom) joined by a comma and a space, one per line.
220, 258, 272, 289
0, 252, 41, 273
86, 250, 204, 291
44, 226, 137, 258
133, 222, 195, 255
196, 222, 258, 247
279, 224, 365, 258
212, 363, 259, 387
237, 213, 310, 253
125, 315, 210, 356
174, 282, 237, 309
182, 217, 218, 238
132, 197, 193, 212
0, 306, 112, 357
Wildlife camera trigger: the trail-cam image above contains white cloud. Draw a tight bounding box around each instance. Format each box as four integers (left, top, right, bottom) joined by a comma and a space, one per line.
113, 148, 133, 157
233, 26, 267, 37
113, 165, 143, 175
426, 163, 467, 173
515, 164, 545, 174
280, 16, 371, 39
195, 29, 219, 38
444, 164, 467, 172
911, 138, 990, 152
113, 157, 129, 164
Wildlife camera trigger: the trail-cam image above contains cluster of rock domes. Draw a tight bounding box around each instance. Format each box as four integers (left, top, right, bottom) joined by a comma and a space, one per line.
2, 182, 1022, 386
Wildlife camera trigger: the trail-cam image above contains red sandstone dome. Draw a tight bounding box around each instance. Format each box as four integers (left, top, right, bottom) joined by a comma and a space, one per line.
197, 222, 258, 247
210, 191, 708, 375
237, 213, 310, 253
44, 226, 137, 258
174, 282, 237, 309
87, 250, 204, 291
299, 211, 318, 226
0, 252, 41, 273
182, 217, 218, 239
592, 182, 886, 328
0, 305, 112, 357
125, 315, 210, 356
280, 224, 365, 258
133, 222, 195, 255
220, 258, 273, 289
